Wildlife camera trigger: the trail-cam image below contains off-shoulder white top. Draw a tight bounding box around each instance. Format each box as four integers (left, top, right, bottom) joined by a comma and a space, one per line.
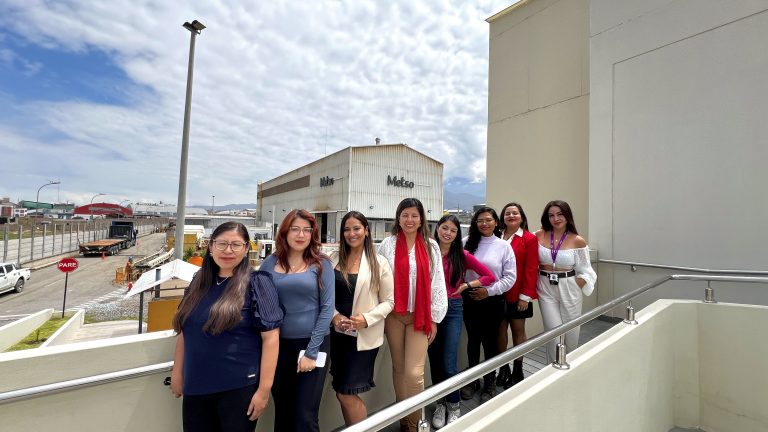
538, 244, 597, 296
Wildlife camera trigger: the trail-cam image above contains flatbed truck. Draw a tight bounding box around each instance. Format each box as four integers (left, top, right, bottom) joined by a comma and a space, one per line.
79, 221, 137, 256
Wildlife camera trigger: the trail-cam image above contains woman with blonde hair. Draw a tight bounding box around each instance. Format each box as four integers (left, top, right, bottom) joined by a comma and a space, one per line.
329, 211, 394, 426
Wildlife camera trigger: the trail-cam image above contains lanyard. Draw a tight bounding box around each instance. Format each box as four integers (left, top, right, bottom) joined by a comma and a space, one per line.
550, 230, 567, 264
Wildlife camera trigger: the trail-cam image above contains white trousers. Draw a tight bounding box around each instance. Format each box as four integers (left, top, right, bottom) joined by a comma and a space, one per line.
536, 275, 583, 363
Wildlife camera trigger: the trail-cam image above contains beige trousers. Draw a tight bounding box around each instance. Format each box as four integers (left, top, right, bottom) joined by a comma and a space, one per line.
385, 312, 428, 432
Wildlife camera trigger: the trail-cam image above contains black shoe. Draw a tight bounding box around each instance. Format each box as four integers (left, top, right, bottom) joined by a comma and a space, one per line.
496, 364, 511, 387
505, 360, 525, 389
480, 374, 497, 403
460, 379, 480, 400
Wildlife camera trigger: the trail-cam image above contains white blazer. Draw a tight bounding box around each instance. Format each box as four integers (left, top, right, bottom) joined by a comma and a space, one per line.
330, 250, 395, 351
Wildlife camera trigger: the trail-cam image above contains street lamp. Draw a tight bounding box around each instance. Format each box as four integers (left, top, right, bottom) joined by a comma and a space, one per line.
90, 193, 106, 220
211, 195, 215, 215
174, 19, 206, 260
36, 180, 61, 217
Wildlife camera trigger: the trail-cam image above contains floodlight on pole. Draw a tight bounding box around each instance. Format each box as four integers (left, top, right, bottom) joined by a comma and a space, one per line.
36, 180, 61, 216
174, 19, 206, 260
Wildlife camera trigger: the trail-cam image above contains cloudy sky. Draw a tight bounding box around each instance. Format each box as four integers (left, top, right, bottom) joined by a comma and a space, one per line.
0, 1, 515, 207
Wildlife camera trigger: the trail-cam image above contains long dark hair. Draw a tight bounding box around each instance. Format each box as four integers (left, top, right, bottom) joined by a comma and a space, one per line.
540, 200, 579, 235
500, 202, 529, 232
392, 197, 434, 266
338, 211, 381, 293
274, 209, 328, 287
465, 206, 501, 254
172, 222, 251, 335
434, 214, 464, 287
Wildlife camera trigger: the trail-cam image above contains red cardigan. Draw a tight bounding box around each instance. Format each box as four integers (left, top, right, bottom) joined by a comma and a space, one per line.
504, 230, 539, 302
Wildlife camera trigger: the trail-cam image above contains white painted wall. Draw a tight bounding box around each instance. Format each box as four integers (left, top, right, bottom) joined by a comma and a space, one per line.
441, 300, 768, 432
40, 309, 84, 348
0, 308, 52, 352
589, 0, 768, 310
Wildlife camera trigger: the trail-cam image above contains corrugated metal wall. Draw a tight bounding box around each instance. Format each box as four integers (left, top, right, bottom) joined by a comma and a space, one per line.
349, 145, 443, 221
257, 144, 443, 241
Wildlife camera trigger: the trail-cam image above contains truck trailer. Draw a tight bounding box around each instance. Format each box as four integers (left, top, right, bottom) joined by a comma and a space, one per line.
79, 220, 137, 256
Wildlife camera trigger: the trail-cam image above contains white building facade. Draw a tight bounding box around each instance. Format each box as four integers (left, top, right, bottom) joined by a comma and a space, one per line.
257, 144, 443, 242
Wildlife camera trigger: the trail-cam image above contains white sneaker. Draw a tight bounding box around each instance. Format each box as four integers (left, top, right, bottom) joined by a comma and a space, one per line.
432, 402, 447, 429
446, 401, 460, 424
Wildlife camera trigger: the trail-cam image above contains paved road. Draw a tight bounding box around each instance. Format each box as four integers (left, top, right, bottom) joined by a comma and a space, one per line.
0, 233, 168, 316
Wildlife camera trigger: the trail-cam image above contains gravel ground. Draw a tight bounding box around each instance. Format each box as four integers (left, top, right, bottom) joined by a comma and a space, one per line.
84, 295, 149, 322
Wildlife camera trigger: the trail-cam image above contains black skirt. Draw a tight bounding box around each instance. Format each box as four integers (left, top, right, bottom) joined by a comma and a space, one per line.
330, 331, 379, 395
505, 300, 534, 321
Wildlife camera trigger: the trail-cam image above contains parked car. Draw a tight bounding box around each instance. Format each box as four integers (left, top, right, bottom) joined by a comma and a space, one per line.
0, 262, 31, 294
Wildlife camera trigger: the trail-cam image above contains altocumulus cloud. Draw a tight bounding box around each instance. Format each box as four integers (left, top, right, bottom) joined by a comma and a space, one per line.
0, 0, 512, 205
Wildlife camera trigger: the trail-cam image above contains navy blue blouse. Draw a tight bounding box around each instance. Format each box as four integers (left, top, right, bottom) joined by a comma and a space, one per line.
182, 270, 283, 395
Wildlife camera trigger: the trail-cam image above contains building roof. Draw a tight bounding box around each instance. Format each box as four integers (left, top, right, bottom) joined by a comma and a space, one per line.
486, 0, 528, 23
262, 143, 442, 186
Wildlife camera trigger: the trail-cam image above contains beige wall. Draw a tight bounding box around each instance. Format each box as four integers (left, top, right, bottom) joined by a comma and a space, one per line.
486, 0, 593, 316
589, 0, 768, 309
442, 300, 768, 432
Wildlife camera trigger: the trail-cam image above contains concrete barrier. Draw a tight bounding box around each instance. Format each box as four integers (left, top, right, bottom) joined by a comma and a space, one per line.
40, 309, 85, 348
0, 309, 53, 352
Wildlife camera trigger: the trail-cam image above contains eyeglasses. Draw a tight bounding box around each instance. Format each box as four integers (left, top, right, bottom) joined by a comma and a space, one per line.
289, 226, 314, 235
211, 240, 247, 252
476, 218, 495, 225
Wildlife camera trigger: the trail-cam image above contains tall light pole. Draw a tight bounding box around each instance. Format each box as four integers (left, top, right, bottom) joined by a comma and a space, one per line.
174, 19, 206, 260
90, 193, 106, 219
211, 195, 215, 215
36, 180, 61, 217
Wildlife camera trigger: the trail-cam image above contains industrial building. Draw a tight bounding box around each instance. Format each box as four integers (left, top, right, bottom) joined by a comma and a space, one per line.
257, 143, 443, 242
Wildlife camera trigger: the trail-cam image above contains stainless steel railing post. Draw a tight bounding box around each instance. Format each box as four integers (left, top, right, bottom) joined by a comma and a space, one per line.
704, 280, 716, 303
623, 300, 638, 325
552, 335, 570, 370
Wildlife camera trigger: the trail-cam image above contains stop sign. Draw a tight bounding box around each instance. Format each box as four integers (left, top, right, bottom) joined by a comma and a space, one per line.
57, 257, 79, 273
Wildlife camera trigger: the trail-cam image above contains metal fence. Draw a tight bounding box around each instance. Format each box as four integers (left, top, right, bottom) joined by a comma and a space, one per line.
0, 219, 169, 266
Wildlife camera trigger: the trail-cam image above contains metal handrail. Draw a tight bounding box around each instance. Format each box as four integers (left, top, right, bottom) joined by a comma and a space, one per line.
345, 274, 768, 432
599, 259, 768, 275
1, 275, 766, 421
0, 361, 173, 405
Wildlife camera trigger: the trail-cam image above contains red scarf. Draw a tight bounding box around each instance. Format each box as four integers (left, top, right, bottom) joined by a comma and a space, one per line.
394, 232, 432, 334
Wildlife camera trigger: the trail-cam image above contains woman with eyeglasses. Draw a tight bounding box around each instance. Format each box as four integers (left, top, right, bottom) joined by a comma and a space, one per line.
170, 222, 283, 432
495, 202, 539, 389
428, 214, 496, 429
460, 206, 516, 403
377, 198, 447, 432
535, 200, 596, 363
329, 211, 394, 426
260, 209, 334, 432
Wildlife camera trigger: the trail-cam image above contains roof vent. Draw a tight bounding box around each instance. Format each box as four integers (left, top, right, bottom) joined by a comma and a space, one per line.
375, 137, 381, 145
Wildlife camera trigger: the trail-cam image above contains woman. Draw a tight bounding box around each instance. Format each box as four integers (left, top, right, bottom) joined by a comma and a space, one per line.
260, 209, 335, 432
460, 206, 516, 403
428, 215, 495, 429
329, 211, 394, 426
496, 202, 539, 389
170, 222, 283, 432
378, 198, 447, 432
535, 200, 597, 363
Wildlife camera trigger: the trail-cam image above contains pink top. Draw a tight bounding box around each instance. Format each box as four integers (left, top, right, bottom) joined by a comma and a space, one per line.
442, 250, 497, 299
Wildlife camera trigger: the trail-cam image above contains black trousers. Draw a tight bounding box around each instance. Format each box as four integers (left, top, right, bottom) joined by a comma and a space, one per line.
462, 294, 504, 381
272, 335, 330, 432
182, 384, 258, 432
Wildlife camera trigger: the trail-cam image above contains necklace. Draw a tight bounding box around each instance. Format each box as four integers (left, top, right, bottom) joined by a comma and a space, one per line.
289, 262, 306, 273
215, 276, 230, 286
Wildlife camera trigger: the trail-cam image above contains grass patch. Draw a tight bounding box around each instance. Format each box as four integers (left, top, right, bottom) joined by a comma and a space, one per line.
84, 314, 146, 324
5, 316, 71, 351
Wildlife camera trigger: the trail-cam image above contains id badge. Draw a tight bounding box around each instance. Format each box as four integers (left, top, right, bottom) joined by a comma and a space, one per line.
549, 273, 559, 285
